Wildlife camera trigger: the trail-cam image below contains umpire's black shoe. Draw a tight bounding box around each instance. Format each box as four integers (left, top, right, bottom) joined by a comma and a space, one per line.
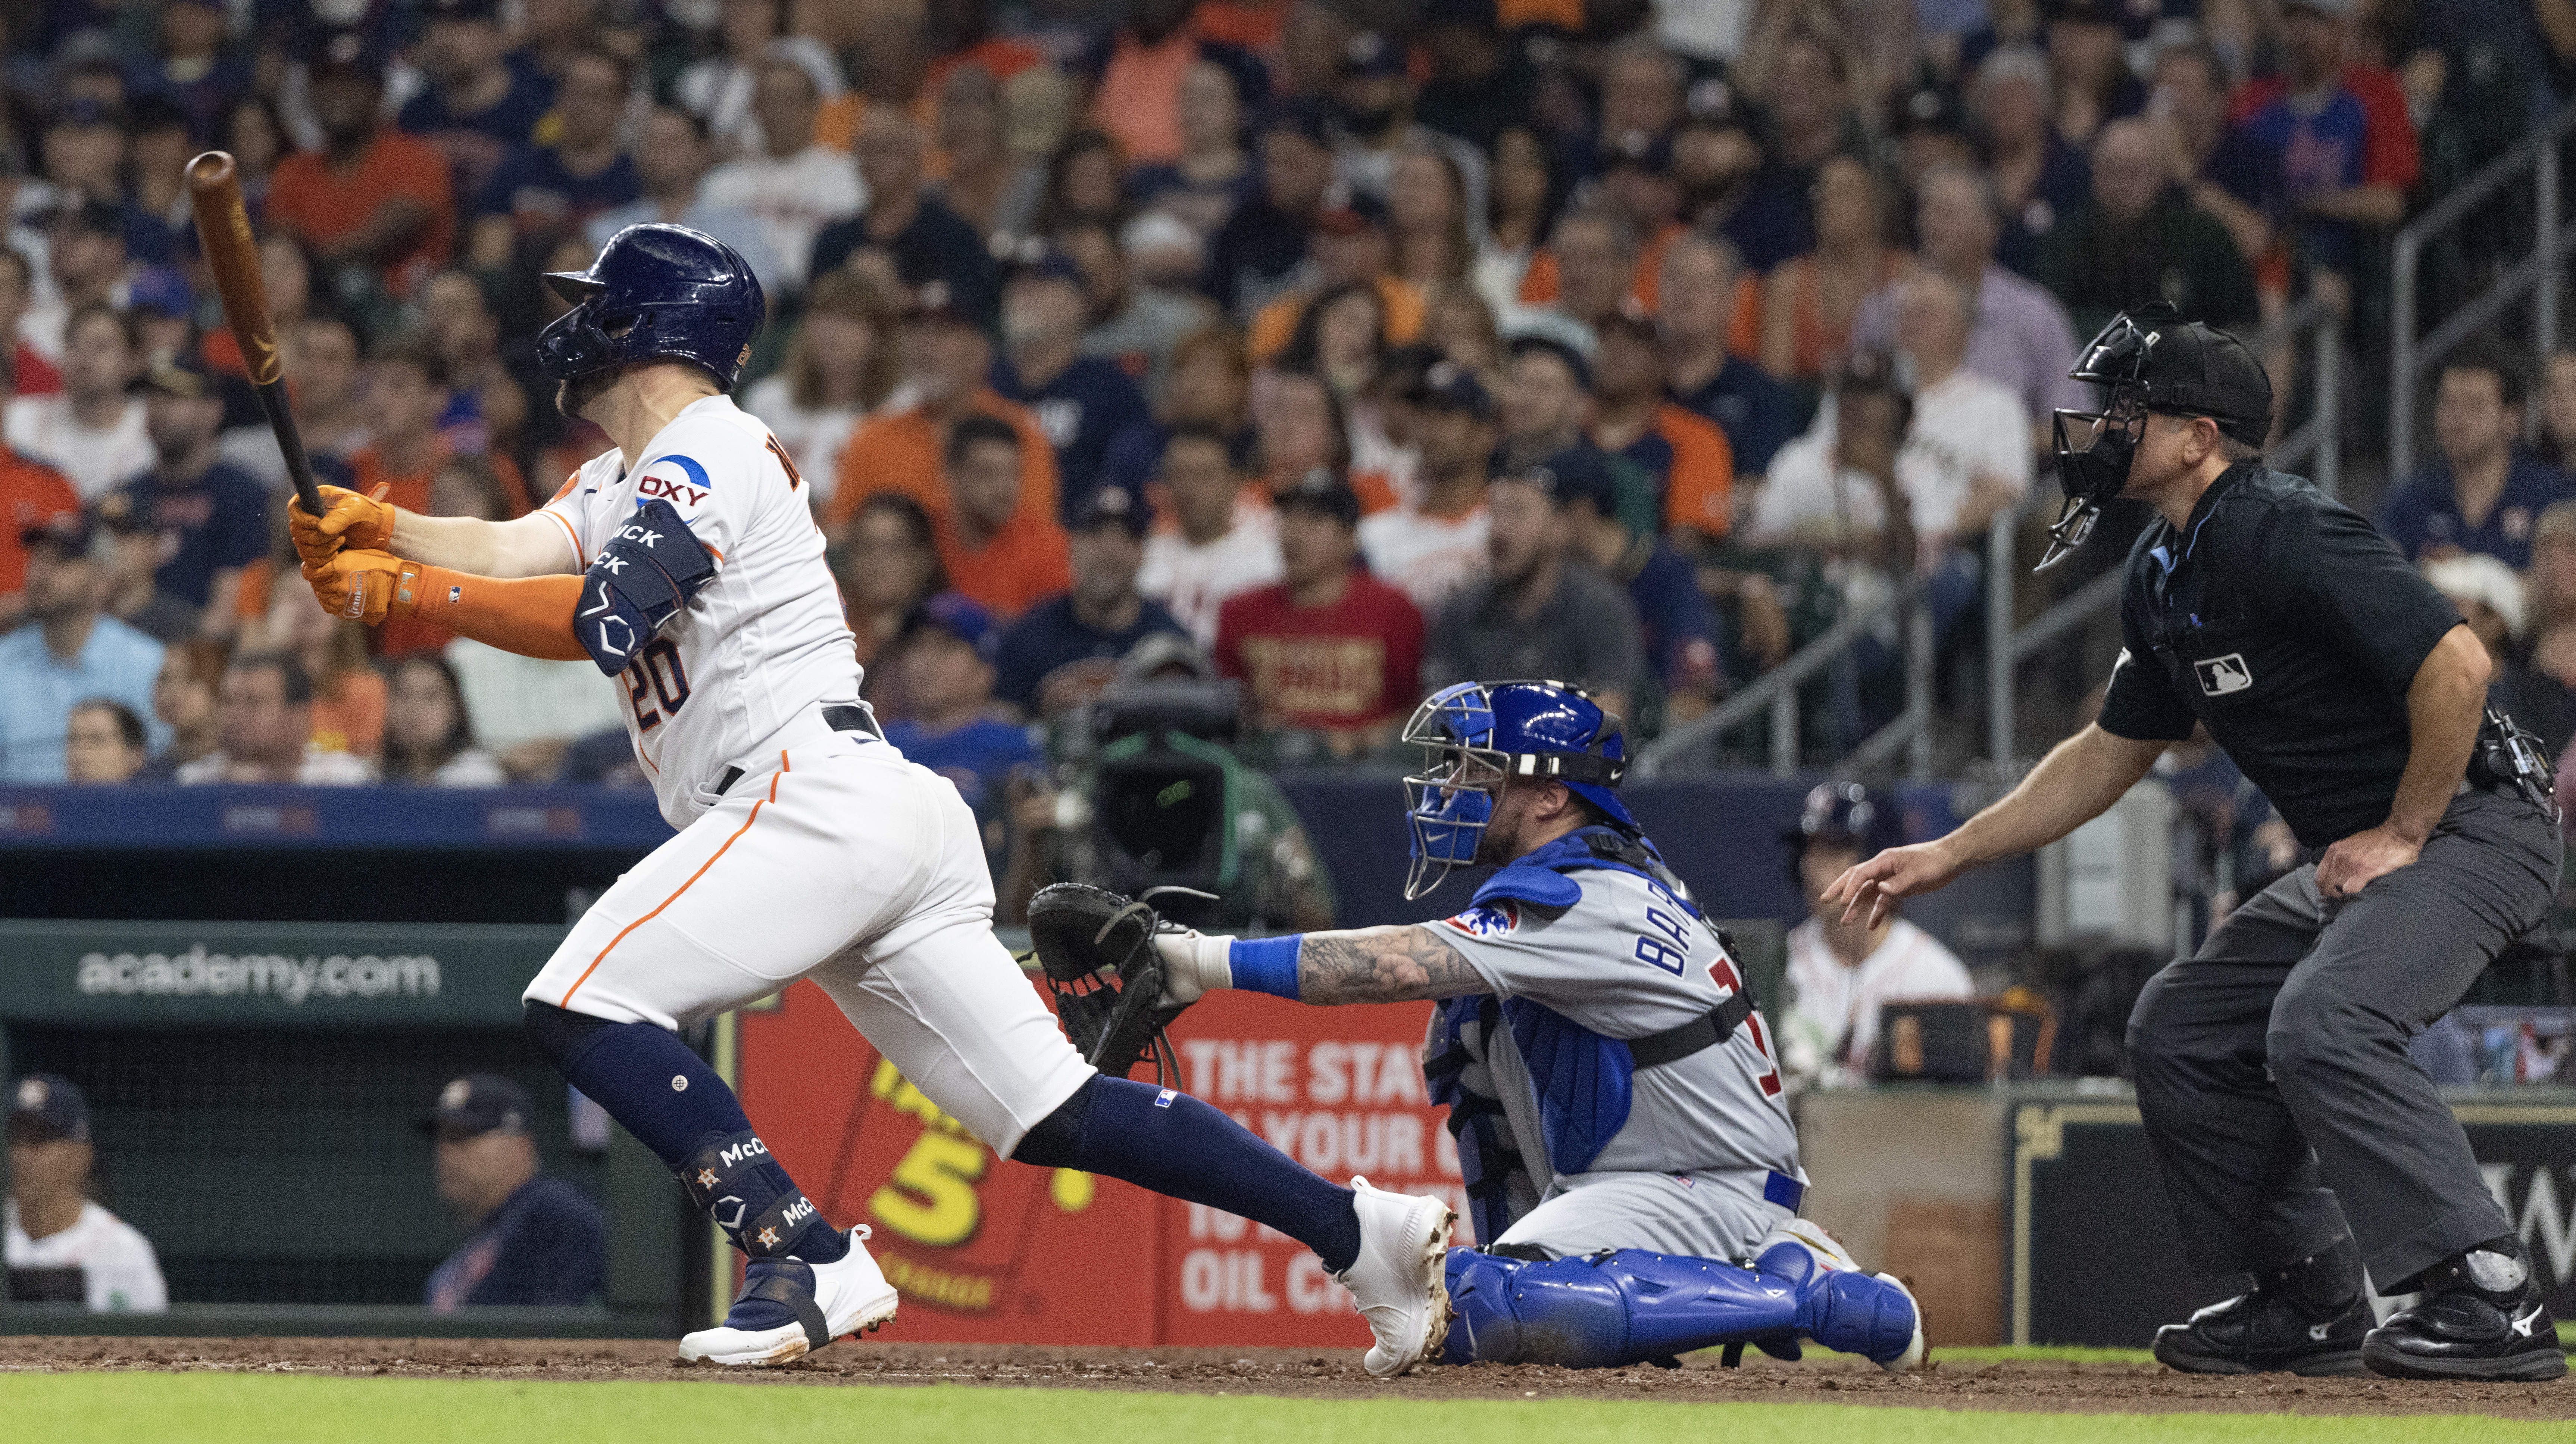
2153, 1289, 2372, 1375
2362, 1245, 2568, 1382
2153, 1237, 2370, 1376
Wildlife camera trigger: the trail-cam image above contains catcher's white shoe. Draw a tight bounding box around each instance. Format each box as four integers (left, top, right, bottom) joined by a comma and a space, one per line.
678, 1226, 899, 1367
1754, 1218, 1928, 1372
1333, 1176, 1456, 1377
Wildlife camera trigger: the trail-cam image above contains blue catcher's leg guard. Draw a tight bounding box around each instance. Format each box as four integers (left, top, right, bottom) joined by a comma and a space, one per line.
1756, 1227, 1928, 1370
1438, 1238, 1926, 1370
1438, 1247, 1803, 1367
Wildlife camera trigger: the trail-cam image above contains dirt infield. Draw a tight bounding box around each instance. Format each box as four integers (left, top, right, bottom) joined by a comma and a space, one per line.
3, 1337, 2572, 1418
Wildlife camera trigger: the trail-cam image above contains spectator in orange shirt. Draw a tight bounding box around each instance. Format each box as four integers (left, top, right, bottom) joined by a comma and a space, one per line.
1245, 193, 1425, 366
827, 281, 1061, 538
1087, 0, 1261, 169
346, 335, 460, 518
934, 412, 1071, 621
1588, 303, 1736, 547
265, 35, 455, 299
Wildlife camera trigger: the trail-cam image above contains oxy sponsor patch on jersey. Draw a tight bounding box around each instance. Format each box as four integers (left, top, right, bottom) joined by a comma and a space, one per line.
1443, 900, 1519, 938
636, 453, 715, 508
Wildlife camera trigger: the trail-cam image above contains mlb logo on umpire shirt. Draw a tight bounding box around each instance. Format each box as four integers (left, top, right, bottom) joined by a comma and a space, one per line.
2195, 654, 2253, 696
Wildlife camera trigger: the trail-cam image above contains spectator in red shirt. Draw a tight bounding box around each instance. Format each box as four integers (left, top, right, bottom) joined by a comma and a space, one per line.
2229, 0, 2417, 286
266, 35, 457, 299
1215, 466, 1424, 754
0, 248, 59, 396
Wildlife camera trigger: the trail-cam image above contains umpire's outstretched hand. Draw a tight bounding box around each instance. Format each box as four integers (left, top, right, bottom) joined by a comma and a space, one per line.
1822, 842, 1964, 929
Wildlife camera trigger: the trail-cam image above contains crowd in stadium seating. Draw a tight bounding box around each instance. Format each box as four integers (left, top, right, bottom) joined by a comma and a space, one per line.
0, 0, 2567, 805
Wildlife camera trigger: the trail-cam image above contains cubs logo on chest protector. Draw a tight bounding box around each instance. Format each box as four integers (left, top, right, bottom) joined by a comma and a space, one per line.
542, 394, 861, 826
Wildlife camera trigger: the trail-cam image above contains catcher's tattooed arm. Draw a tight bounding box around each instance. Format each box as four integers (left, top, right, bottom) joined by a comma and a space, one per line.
1295, 926, 1492, 1004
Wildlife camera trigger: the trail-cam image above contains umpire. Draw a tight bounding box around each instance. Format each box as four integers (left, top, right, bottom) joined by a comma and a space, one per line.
1825, 304, 2565, 1382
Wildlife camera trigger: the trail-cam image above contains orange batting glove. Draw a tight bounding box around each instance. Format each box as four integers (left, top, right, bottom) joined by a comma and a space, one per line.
306, 548, 426, 626
288, 483, 395, 570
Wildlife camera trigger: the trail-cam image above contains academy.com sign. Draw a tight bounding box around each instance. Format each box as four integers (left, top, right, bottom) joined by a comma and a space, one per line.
76, 943, 441, 1004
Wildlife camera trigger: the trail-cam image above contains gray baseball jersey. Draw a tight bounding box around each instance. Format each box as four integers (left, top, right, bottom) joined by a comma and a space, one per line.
1429, 863, 1803, 1256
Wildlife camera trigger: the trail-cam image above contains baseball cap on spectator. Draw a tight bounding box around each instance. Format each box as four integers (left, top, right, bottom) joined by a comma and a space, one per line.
1275, 466, 1361, 528
1421, 0, 1499, 32
128, 266, 192, 319
1520, 447, 1619, 515
1256, 98, 1335, 151
1119, 630, 1219, 684
49, 96, 122, 133
10, 1073, 93, 1144
137, 351, 219, 399
1509, 333, 1593, 390
21, 509, 97, 558
1004, 244, 1087, 291
1594, 297, 1660, 346
48, 196, 123, 240
903, 279, 972, 325
416, 1073, 532, 1141
1315, 187, 1391, 237
1071, 483, 1153, 536
1412, 359, 1495, 420
1603, 130, 1674, 176
1342, 31, 1408, 77
1684, 77, 1750, 130
310, 28, 389, 85
91, 489, 147, 537
1893, 78, 1968, 140
902, 591, 1001, 661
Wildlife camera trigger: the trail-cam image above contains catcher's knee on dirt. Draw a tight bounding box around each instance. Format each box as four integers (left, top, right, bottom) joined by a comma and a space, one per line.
1438, 1247, 1802, 1367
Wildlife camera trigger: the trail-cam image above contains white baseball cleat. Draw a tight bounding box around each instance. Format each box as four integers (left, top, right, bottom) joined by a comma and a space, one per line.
1332, 1176, 1456, 1378
678, 1226, 900, 1367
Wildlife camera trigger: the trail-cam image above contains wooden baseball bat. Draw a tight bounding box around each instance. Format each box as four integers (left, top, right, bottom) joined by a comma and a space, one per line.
185, 150, 325, 519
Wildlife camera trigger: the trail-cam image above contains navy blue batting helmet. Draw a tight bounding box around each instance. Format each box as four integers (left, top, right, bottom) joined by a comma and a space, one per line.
1401, 680, 1628, 899
536, 224, 766, 390
1783, 781, 1902, 867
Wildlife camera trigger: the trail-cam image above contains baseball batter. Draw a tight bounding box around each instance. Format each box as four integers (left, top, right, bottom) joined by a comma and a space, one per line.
288, 224, 1453, 1373
1147, 680, 1926, 1369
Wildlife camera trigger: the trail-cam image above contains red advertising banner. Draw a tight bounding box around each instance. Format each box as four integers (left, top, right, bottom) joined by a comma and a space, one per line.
737, 973, 1457, 1347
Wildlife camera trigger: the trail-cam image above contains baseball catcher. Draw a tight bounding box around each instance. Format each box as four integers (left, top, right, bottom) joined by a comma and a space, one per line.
1042, 680, 1926, 1369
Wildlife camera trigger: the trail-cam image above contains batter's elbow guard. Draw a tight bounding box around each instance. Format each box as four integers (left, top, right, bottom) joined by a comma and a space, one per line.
576, 497, 716, 674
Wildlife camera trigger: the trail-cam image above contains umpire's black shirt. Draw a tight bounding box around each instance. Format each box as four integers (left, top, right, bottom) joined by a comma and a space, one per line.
2097, 462, 2465, 848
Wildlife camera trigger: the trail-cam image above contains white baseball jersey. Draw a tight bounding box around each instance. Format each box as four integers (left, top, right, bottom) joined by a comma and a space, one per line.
1137, 518, 1282, 646
1779, 916, 1975, 1090
5, 1200, 168, 1312
1357, 502, 1489, 613
538, 394, 861, 828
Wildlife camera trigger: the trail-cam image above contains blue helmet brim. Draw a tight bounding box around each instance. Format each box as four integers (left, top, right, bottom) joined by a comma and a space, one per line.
1565, 780, 1633, 827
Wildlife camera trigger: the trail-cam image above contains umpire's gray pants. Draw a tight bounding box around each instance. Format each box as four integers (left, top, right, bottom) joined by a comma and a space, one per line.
2126, 785, 2560, 1288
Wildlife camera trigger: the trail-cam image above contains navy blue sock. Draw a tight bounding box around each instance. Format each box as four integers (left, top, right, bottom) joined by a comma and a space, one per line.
524, 1002, 845, 1264
1015, 1076, 1362, 1272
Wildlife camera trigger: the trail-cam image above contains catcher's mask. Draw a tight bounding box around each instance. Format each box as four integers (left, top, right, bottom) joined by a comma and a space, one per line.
2044, 304, 2271, 571
1401, 680, 1629, 901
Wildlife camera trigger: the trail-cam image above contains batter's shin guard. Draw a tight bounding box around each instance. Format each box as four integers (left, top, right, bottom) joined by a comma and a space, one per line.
679, 1129, 828, 1260
1438, 1247, 1804, 1367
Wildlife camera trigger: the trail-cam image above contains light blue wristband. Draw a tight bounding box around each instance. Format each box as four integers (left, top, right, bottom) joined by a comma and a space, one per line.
1228, 935, 1303, 1000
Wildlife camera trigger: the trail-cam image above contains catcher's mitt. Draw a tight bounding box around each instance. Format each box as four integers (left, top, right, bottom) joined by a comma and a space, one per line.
1025, 883, 1209, 1082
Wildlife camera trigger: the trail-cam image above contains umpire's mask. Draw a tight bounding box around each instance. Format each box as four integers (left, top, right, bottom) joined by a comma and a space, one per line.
2044, 305, 2273, 571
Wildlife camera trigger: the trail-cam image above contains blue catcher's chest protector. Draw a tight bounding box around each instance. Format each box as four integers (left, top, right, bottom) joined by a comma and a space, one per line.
1427, 827, 1757, 1192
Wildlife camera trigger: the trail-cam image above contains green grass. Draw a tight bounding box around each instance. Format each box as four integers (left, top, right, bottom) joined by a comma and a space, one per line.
2, 1374, 2565, 1444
